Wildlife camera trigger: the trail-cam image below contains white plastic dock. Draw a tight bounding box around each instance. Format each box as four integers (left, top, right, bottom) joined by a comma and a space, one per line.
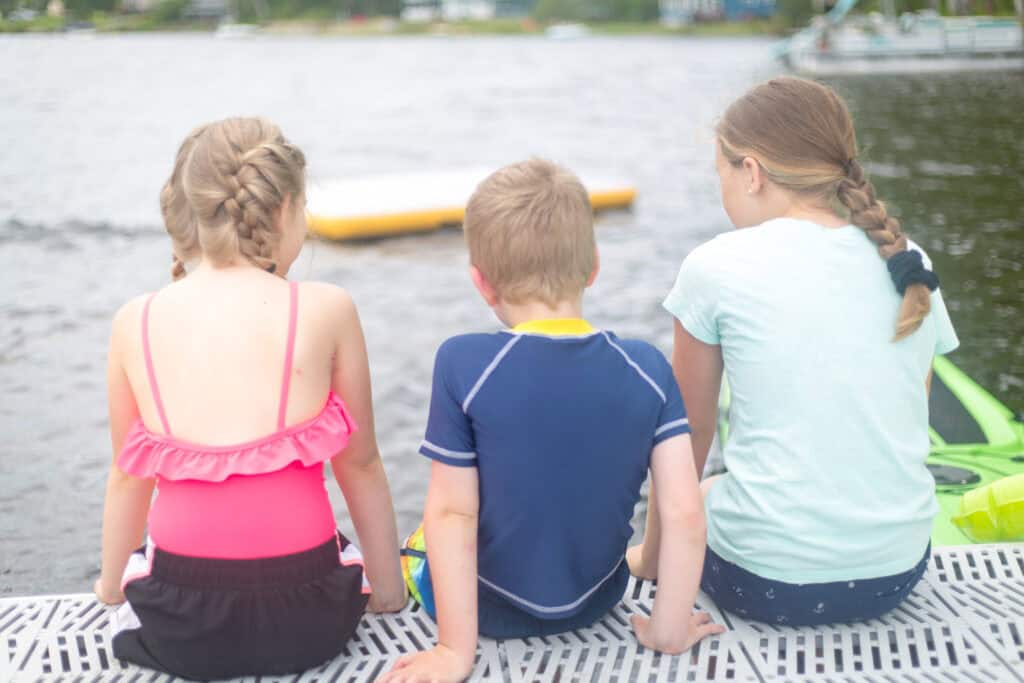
3, 543, 1023, 682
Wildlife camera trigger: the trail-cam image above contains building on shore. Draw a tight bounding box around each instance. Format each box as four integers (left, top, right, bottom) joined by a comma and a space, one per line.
401, 0, 532, 22
121, 0, 157, 12
184, 0, 229, 18
660, 0, 722, 23
660, 0, 775, 22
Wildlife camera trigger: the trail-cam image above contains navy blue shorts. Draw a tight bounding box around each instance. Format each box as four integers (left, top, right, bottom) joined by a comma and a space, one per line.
700, 544, 930, 626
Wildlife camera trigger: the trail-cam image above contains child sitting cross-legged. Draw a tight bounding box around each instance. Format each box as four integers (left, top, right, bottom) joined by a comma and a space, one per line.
380, 159, 724, 683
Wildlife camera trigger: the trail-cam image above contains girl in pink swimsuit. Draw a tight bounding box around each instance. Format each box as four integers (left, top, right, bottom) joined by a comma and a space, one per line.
93, 118, 407, 681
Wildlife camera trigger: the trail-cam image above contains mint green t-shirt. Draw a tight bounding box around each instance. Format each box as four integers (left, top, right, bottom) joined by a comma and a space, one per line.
664, 218, 959, 583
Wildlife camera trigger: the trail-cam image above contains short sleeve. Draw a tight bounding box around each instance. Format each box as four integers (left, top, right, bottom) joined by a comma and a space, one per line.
929, 288, 959, 356
654, 357, 691, 446
662, 244, 721, 345
419, 344, 478, 468
908, 240, 959, 356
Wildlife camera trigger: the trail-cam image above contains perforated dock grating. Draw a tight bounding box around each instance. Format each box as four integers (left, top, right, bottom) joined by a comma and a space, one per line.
2, 544, 1022, 682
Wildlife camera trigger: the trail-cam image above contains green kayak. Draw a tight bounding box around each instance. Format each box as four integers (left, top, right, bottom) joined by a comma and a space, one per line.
926, 357, 1024, 545
715, 356, 1024, 547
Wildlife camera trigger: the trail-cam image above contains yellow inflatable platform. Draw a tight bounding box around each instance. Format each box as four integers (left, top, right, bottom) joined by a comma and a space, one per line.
306, 169, 637, 241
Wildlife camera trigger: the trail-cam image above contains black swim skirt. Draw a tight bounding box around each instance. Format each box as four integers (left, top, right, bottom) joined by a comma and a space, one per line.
111, 532, 369, 681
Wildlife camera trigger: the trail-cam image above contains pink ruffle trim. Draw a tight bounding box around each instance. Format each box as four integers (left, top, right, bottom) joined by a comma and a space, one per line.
117, 392, 358, 482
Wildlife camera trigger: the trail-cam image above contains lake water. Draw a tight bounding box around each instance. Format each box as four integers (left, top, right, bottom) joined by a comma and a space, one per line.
1, 34, 1021, 596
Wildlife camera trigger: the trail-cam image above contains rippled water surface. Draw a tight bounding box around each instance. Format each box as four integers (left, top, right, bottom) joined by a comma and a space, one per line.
1, 34, 1021, 595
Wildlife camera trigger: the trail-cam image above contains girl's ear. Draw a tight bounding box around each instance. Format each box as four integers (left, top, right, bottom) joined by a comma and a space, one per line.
742, 156, 764, 195
586, 247, 600, 288
470, 265, 500, 307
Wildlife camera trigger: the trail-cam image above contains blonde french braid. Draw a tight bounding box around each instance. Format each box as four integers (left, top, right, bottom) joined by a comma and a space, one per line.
181, 118, 306, 274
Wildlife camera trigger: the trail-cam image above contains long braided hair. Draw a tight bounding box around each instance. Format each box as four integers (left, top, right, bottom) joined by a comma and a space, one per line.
716, 77, 931, 341
178, 117, 306, 276
161, 124, 208, 281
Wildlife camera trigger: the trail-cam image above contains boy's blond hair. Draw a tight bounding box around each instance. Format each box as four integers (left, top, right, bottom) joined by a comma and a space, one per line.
464, 159, 595, 307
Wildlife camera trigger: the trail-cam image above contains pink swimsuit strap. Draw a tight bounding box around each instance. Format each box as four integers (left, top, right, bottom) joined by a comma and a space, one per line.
278, 281, 300, 430
141, 281, 300, 438
142, 294, 172, 436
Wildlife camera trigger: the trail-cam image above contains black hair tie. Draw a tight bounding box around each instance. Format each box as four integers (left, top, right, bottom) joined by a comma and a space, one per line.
887, 249, 940, 295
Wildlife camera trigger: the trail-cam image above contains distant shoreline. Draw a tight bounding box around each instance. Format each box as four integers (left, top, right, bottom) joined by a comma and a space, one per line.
0, 16, 787, 37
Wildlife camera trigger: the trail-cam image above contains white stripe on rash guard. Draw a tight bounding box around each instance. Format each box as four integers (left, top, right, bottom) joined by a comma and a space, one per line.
421, 440, 477, 460
600, 332, 666, 403
462, 335, 523, 412
655, 418, 689, 436
477, 558, 624, 615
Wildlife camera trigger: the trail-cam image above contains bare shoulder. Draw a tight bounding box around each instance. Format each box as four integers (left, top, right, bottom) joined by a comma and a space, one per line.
111, 293, 151, 337
296, 282, 361, 337
107, 293, 152, 363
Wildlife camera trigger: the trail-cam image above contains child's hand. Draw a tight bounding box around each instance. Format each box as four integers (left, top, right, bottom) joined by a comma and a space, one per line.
631, 611, 725, 655
626, 544, 658, 580
93, 578, 125, 606
367, 585, 409, 614
376, 645, 473, 683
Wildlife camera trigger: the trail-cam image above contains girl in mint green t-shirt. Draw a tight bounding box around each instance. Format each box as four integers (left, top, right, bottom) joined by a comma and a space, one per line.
627, 77, 957, 626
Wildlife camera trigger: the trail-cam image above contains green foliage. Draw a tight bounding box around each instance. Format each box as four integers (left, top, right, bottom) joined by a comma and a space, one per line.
334, 0, 401, 16
64, 0, 117, 18
774, 0, 814, 27
532, 0, 586, 21
151, 0, 188, 22
0, 0, 39, 15
255, 0, 399, 19
0, 14, 64, 29
533, 0, 659, 21
591, 17, 783, 32
597, 0, 659, 21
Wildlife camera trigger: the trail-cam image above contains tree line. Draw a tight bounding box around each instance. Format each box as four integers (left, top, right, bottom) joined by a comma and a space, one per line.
0, 0, 681, 22
2, 0, 1018, 27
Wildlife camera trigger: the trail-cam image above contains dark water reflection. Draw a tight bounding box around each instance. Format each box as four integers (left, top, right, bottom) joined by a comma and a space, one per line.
833, 73, 1024, 411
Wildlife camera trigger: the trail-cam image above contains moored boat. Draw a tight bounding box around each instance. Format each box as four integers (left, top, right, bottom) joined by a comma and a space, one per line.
777, 0, 1024, 74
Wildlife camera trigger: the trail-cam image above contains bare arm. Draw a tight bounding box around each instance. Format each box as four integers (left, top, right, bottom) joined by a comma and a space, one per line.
628, 319, 723, 580
626, 479, 663, 580
629, 435, 725, 653
327, 291, 406, 613
381, 462, 479, 683
672, 319, 723, 479
96, 302, 156, 604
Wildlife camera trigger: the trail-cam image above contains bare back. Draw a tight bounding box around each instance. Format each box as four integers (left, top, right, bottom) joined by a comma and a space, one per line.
124, 269, 339, 444
109, 267, 375, 558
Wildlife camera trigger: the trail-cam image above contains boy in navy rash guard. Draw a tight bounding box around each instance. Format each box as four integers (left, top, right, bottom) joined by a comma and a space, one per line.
380, 159, 724, 683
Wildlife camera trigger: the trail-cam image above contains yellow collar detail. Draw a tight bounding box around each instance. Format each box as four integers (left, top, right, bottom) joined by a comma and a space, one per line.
512, 318, 596, 336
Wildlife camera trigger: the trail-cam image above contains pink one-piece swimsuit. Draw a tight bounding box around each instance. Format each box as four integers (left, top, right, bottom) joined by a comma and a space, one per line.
117, 281, 357, 559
